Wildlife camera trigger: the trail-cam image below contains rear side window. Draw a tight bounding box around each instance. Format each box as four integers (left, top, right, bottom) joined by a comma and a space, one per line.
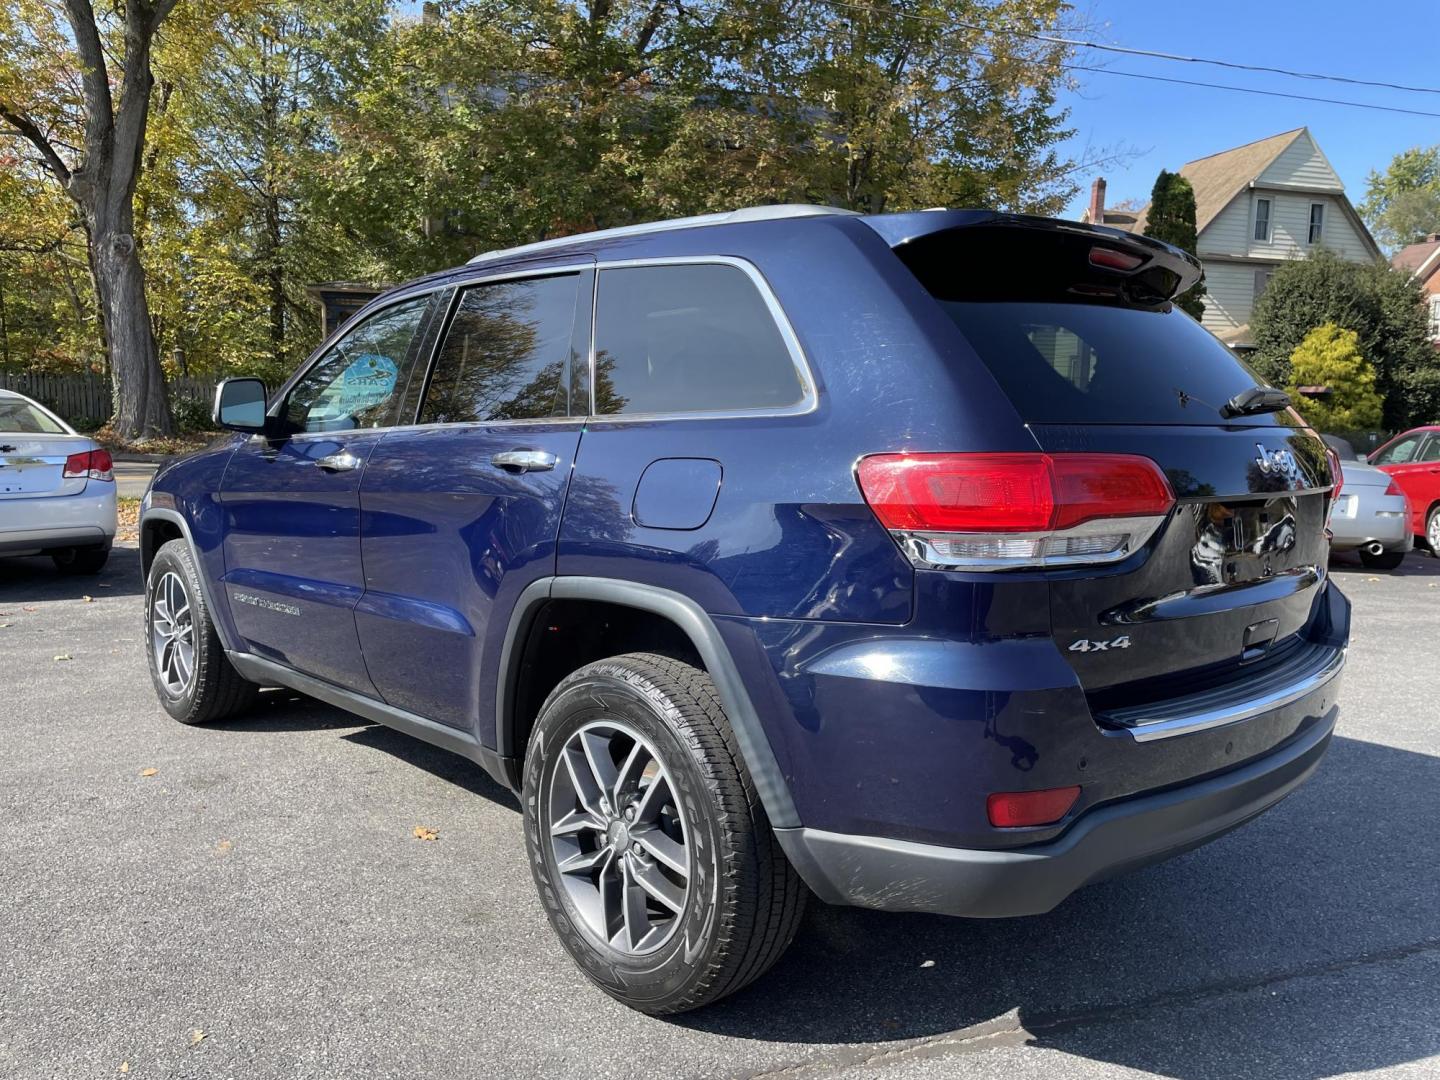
592, 263, 805, 416
0, 399, 65, 434
421, 274, 581, 424
939, 302, 1278, 426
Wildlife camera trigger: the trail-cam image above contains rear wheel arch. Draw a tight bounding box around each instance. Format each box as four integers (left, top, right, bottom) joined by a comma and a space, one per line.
497, 577, 800, 829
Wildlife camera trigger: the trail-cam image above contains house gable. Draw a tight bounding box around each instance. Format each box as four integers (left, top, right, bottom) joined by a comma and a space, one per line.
1256, 129, 1345, 192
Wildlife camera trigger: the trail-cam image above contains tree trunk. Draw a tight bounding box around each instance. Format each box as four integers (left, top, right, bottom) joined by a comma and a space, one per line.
95, 228, 171, 438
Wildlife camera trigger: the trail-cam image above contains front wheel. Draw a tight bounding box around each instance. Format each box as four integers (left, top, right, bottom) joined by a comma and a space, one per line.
1428, 506, 1440, 554
145, 538, 258, 724
523, 653, 806, 1014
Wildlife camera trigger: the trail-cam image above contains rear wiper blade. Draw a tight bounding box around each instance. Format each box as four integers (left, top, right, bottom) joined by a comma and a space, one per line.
1221, 386, 1291, 419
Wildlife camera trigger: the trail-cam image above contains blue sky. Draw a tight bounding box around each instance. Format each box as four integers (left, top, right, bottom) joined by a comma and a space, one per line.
1057, 0, 1440, 219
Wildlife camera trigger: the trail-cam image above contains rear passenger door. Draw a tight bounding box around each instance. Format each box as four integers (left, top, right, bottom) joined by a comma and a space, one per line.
356, 265, 591, 731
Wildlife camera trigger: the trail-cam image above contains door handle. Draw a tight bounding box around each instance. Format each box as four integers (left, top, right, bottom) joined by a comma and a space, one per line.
315, 449, 362, 472
491, 449, 558, 473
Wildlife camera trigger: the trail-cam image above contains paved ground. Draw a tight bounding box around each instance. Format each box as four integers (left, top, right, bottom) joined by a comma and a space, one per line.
2, 544, 1438, 1079
111, 461, 159, 499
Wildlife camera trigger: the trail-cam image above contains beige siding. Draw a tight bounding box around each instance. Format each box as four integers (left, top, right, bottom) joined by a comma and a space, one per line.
1198, 195, 1250, 257
1199, 262, 1259, 337
1246, 192, 1372, 262
1258, 130, 1344, 191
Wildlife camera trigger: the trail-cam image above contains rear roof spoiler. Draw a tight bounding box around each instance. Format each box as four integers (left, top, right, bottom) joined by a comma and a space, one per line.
860, 210, 1205, 302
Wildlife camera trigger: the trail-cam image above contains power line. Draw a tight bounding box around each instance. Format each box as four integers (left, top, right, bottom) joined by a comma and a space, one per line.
812, 0, 1440, 97
1065, 65, 1440, 120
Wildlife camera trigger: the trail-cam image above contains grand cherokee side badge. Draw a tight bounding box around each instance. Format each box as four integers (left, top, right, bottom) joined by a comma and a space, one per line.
1069, 636, 1132, 653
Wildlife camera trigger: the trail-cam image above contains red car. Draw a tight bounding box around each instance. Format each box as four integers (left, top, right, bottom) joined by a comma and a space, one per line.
1368, 425, 1440, 551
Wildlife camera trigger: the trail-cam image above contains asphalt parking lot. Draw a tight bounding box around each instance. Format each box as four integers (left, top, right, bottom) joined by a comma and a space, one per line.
2, 543, 1439, 1079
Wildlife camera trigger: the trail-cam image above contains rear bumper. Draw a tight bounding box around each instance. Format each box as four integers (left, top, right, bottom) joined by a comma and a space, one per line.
1329, 492, 1411, 551
0, 484, 116, 554
775, 690, 1337, 918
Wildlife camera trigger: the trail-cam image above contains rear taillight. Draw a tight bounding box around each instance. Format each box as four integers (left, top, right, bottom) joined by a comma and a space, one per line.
1385, 477, 1404, 497
63, 448, 113, 481
987, 786, 1081, 828
1325, 447, 1344, 501
857, 452, 1173, 570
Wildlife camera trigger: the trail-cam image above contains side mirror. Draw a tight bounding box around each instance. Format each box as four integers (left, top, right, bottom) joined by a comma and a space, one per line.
213, 377, 269, 432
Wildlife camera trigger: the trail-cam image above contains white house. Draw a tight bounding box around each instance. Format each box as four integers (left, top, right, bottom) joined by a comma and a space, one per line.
1083, 128, 1382, 348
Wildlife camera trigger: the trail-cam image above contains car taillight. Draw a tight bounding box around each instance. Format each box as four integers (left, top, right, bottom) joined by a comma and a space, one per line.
987, 786, 1081, 828
1385, 477, 1403, 497
1325, 446, 1343, 501
63, 449, 113, 481
856, 452, 1173, 570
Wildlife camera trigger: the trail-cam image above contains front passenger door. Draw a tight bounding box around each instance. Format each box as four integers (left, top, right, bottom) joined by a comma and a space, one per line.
220, 293, 436, 690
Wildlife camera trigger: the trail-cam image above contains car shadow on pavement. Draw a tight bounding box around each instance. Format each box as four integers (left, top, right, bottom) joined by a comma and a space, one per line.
0, 541, 145, 599
1329, 547, 1440, 577
679, 735, 1440, 1079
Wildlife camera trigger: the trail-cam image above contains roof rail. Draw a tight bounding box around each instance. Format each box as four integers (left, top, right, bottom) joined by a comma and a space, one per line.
466, 204, 859, 265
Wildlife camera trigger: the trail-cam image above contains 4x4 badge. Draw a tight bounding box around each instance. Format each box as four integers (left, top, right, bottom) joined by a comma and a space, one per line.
1069, 636, 1132, 653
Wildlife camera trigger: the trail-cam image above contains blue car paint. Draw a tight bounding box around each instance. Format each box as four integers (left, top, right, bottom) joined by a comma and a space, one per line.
144, 208, 1347, 860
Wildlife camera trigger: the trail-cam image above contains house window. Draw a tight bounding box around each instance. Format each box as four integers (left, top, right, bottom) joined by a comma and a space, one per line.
1308, 203, 1325, 244
1254, 269, 1275, 300
1254, 198, 1272, 242
1429, 296, 1440, 342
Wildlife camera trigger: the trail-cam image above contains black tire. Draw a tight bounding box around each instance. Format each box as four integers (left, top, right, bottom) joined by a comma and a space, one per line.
1359, 547, 1406, 570
51, 544, 109, 575
1428, 506, 1440, 555
523, 652, 806, 1014
145, 538, 258, 725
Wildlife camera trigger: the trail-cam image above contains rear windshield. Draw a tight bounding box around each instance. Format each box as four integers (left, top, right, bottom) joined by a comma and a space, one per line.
939, 301, 1283, 426
0, 399, 65, 434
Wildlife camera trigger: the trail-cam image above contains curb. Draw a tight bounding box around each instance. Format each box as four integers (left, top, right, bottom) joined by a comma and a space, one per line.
109, 453, 175, 464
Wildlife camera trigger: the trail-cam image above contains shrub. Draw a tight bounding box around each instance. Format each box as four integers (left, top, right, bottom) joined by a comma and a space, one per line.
1284, 324, 1383, 432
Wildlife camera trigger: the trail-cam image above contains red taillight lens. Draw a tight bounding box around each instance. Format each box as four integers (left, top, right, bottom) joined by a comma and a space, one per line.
856, 453, 1172, 534
987, 786, 1081, 828
63, 449, 113, 481
1089, 246, 1144, 271
1325, 447, 1343, 501
1385, 477, 1404, 497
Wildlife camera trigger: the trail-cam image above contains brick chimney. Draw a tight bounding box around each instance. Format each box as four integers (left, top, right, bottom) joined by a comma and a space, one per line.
1087, 177, 1107, 224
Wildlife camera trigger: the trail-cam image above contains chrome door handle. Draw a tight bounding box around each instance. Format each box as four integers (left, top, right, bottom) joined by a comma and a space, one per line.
491, 449, 558, 473
315, 450, 362, 472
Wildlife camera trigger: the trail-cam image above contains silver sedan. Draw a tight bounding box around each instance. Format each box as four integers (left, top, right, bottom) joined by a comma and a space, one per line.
0, 389, 117, 574
1324, 434, 1412, 570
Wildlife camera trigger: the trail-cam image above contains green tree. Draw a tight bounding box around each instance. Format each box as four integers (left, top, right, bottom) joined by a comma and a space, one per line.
1250, 249, 1438, 430
1283, 323, 1383, 432
1142, 169, 1205, 320
0, 0, 181, 439
1361, 145, 1440, 251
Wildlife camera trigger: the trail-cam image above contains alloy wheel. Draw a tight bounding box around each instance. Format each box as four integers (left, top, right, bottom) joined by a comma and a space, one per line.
546, 721, 691, 955
1429, 511, 1440, 552
150, 570, 196, 697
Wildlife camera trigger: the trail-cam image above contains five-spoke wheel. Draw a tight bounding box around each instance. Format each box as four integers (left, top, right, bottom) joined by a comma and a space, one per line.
150, 570, 196, 698
547, 722, 691, 954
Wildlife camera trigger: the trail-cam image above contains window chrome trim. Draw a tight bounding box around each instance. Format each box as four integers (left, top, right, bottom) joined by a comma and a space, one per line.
584, 255, 819, 423
1105, 643, 1346, 743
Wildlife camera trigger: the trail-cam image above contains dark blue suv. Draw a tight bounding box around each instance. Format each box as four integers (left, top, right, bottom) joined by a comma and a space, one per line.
140, 206, 1349, 1013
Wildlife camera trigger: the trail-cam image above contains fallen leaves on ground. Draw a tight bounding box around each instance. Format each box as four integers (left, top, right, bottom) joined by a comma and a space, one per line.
118, 1064, 129, 1075
412, 826, 439, 842
53, 654, 72, 662
81, 595, 94, 603
139, 768, 158, 777
214, 839, 233, 855
190, 1028, 206, 1046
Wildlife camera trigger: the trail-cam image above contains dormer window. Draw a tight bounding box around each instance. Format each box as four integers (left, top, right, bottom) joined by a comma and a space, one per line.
1309, 203, 1325, 244
1254, 198, 1272, 242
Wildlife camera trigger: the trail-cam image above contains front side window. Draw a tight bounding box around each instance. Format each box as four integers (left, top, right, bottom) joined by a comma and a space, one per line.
1372, 433, 1425, 465
0, 399, 65, 434
420, 274, 580, 424
592, 263, 806, 416
1254, 198, 1272, 242
1418, 437, 1440, 463
286, 295, 431, 433
1308, 203, 1325, 244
